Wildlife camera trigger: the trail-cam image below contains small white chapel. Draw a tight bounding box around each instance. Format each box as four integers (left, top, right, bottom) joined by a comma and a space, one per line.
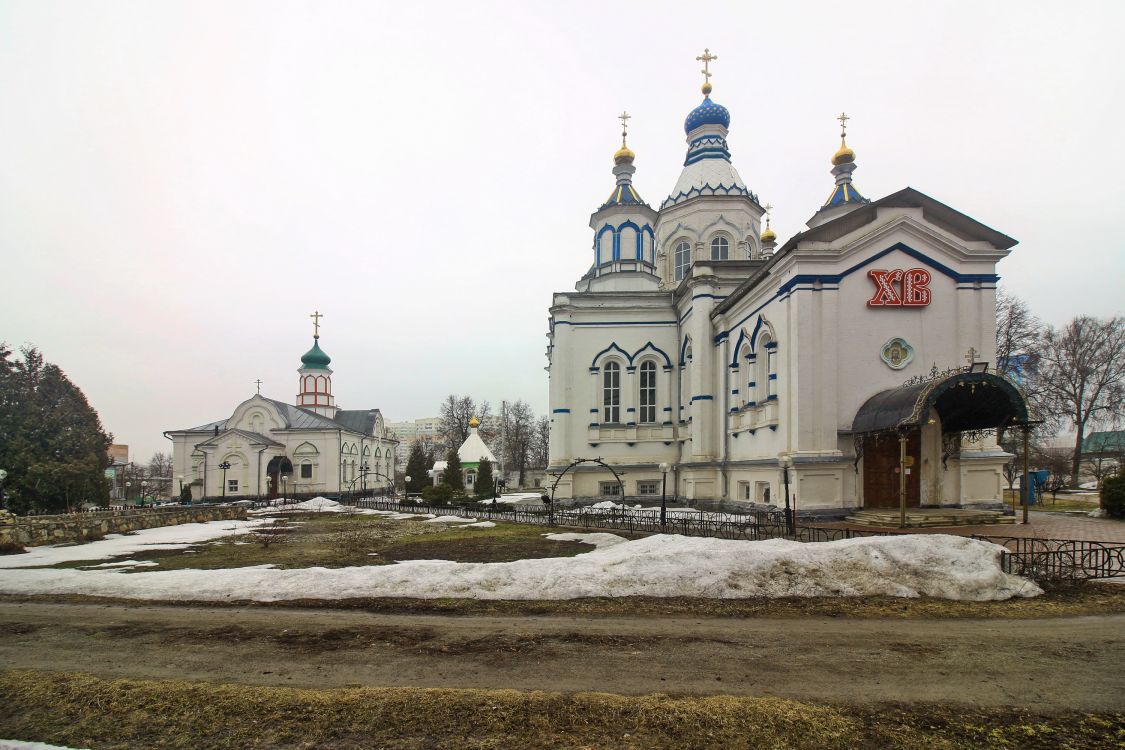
165, 314, 397, 500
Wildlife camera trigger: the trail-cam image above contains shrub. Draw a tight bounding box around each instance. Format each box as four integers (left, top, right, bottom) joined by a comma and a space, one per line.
422, 485, 453, 506
1101, 474, 1125, 519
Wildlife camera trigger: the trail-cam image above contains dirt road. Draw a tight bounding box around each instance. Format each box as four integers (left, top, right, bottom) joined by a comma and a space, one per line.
2, 601, 1122, 711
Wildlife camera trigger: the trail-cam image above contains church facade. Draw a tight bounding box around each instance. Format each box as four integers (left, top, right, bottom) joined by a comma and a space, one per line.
546, 55, 1027, 514
165, 327, 397, 500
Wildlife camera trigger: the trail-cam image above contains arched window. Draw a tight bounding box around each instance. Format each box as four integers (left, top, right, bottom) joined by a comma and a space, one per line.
739, 344, 753, 407
710, 236, 729, 260
602, 361, 621, 423
767, 341, 778, 400
757, 334, 773, 402
638, 361, 657, 423
674, 241, 690, 281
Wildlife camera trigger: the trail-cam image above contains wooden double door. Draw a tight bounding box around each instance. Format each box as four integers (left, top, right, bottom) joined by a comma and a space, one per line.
862, 432, 921, 509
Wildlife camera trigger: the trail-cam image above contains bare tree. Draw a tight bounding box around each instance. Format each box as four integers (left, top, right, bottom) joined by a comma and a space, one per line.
1033, 315, 1125, 484
438, 395, 478, 448
530, 415, 550, 469
995, 289, 1042, 379
500, 400, 536, 486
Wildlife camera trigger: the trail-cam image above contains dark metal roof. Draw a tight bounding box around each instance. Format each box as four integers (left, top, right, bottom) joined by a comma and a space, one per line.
849, 371, 1029, 435
333, 409, 382, 435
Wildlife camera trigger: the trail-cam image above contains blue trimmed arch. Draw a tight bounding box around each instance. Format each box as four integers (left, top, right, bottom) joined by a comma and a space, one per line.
590, 342, 631, 369
616, 220, 641, 261
678, 335, 694, 366
595, 224, 615, 265
632, 341, 673, 369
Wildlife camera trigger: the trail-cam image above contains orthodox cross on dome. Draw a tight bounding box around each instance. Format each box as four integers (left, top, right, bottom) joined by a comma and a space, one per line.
964, 347, 979, 366
764, 202, 773, 229
254, 378, 262, 395
696, 48, 718, 84
309, 310, 324, 339
618, 110, 631, 146
837, 111, 850, 140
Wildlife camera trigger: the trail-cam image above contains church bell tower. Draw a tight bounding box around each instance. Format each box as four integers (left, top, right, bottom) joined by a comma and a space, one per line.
296, 310, 337, 418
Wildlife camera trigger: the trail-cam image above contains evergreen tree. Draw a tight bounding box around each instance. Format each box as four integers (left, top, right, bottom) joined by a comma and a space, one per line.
0, 345, 112, 513
475, 457, 495, 498
404, 442, 429, 493
441, 446, 463, 492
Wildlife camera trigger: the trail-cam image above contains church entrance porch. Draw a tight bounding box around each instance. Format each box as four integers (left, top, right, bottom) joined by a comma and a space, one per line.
851, 370, 1031, 515
266, 456, 293, 499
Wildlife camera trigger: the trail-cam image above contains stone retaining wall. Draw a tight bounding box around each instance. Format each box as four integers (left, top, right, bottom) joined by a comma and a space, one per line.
0, 506, 248, 548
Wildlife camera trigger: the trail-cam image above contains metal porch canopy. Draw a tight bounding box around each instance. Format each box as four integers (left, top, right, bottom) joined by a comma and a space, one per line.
850, 371, 1029, 435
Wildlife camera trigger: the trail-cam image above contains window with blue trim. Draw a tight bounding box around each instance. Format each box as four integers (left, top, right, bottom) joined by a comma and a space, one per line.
674, 241, 690, 281
639, 361, 657, 423
710, 236, 729, 260
602, 361, 621, 423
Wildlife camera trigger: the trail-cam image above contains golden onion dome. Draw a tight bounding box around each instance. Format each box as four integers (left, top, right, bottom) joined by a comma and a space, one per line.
760, 226, 777, 243
832, 139, 856, 166
614, 144, 635, 164
468, 416, 480, 428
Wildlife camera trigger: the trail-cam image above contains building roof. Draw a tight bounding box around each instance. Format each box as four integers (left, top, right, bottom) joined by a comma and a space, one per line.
333, 409, 384, 435
194, 428, 284, 448
458, 426, 497, 465
1083, 431, 1125, 455
170, 397, 383, 437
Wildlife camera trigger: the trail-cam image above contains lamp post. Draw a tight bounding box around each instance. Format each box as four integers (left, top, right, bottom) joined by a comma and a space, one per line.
219, 461, 231, 499
658, 462, 670, 529
281, 475, 287, 502
404, 476, 411, 504
361, 463, 369, 498
125, 481, 131, 505
778, 455, 793, 536
141, 480, 148, 507
177, 474, 184, 496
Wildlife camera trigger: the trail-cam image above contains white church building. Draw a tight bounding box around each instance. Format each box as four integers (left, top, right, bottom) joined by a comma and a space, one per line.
165, 322, 397, 500
546, 53, 1029, 515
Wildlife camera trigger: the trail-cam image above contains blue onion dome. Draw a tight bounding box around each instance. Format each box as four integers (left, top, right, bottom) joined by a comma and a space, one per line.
300, 337, 331, 370
684, 89, 731, 133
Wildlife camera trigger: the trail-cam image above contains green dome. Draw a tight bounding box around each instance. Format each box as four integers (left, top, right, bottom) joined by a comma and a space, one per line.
300, 338, 332, 370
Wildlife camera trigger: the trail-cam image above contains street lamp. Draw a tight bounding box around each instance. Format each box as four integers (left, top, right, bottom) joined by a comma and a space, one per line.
141, 480, 148, 507
658, 462, 670, 529
125, 481, 132, 505
778, 455, 794, 535
218, 461, 231, 499
404, 476, 411, 504
177, 474, 184, 496
361, 463, 369, 497
281, 475, 288, 502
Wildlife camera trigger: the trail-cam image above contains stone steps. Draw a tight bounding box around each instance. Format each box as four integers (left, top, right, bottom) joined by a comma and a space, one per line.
844, 509, 1015, 528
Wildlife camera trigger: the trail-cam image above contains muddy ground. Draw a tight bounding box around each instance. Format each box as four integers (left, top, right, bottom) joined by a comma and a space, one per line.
2, 601, 1122, 711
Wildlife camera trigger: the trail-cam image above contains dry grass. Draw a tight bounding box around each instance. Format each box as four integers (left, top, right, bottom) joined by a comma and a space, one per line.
4, 580, 1122, 621
0, 669, 1120, 749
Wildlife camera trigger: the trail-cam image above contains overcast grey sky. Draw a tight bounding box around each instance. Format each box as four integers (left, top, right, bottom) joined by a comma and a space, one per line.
2, 0, 1123, 462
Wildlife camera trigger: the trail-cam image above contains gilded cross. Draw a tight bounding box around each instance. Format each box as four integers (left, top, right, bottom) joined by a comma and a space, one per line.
618, 110, 631, 145
764, 202, 773, 229
965, 347, 978, 365
837, 111, 850, 139
696, 48, 718, 83
310, 310, 323, 338
254, 378, 262, 395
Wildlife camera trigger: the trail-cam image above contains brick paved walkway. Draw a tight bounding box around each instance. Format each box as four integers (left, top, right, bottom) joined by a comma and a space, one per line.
811, 510, 1125, 543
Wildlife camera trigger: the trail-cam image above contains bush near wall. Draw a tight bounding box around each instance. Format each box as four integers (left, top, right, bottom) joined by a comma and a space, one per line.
1101, 474, 1125, 519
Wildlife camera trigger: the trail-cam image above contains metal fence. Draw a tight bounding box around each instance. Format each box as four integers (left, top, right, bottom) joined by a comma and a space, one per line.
350, 497, 1124, 582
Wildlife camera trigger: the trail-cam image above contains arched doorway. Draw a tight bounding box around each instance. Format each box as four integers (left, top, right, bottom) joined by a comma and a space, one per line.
265, 455, 293, 499
852, 371, 1029, 509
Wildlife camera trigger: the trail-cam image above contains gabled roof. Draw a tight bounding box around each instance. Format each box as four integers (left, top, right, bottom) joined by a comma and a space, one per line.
194, 428, 284, 448
713, 186, 1016, 319
334, 409, 384, 435
458, 428, 497, 465
1083, 430, 1125, 454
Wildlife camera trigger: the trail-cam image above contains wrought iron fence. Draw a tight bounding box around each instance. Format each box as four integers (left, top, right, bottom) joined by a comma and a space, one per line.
972, 536, 1125, 581
349, 498, 1124, 582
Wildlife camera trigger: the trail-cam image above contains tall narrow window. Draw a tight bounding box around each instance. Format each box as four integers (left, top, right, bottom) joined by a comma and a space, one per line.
674, 241, 690, 280
639, 361, 657, 423
767, 346, 778, 399
710, 236, 729, 260
602, 361, 621, 423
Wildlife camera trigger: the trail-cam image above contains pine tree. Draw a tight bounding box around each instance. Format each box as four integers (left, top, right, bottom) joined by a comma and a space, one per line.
0, 345, 112, 513
475, 457, 495, 498
404, 442, 429, 493
442, 446, 463, 492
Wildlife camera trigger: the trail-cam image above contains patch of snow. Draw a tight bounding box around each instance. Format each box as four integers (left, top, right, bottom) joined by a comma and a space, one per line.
86, 559, 159, 569
0, 741, 90, 750
0, 520, 266, 569
0, 533, 1039, 602
1088, 509, 1107, 518
543, 532, 627, 549
424, 515, 477, 524
458, 521, 497, 528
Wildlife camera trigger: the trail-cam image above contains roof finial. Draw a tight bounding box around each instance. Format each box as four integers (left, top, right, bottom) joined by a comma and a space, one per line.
255, 378, 262, 395
760, 202, 777, 244
309, 310, 323, 339
696, 48, 717, 96
614, 110, 636, 165
832, 112, 856, 166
